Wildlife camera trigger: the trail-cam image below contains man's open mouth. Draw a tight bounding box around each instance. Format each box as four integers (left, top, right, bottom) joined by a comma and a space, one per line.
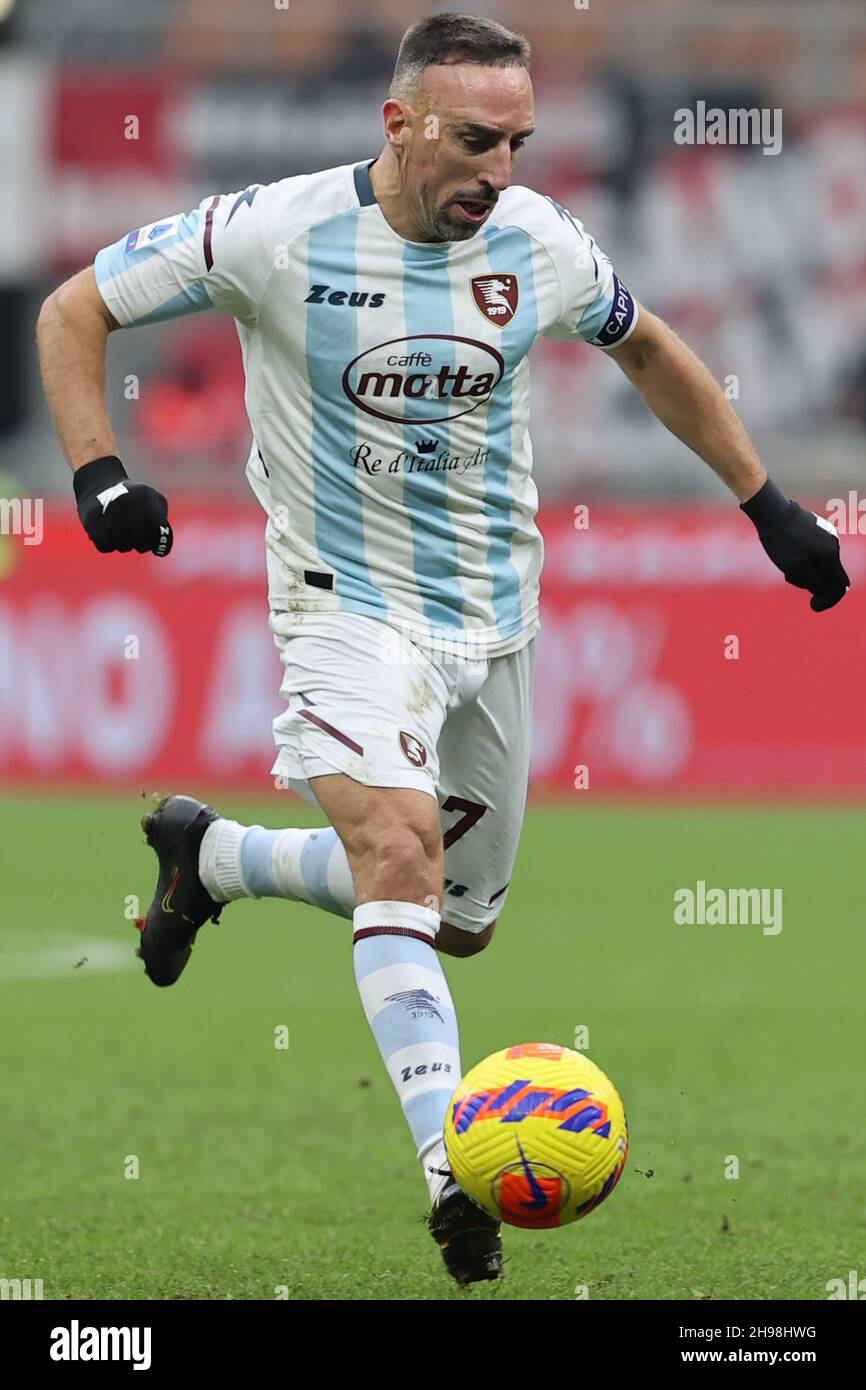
451, 198, 495, 224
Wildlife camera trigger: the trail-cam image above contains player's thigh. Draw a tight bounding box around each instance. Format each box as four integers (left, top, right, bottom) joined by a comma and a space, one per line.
269, 611, 449, 797
436, 637, 536, 936
307, 772, 443, 868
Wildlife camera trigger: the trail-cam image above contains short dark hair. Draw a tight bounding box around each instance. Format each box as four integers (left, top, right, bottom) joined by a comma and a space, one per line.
390, 12, 531, 101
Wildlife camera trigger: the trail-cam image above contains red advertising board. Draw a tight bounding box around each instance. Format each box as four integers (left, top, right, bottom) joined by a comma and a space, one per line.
536, 508, 866, 795
1, 504, 864, 796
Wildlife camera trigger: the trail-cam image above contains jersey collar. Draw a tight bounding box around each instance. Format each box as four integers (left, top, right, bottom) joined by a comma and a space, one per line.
352, 157, 455, 258
353, 158, 378, 207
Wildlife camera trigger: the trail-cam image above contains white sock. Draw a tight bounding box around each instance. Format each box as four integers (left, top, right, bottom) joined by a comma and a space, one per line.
419, 1135, 452, 1205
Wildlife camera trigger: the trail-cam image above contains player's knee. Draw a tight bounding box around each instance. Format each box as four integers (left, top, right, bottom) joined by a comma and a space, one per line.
351, 796, 437, 856
438, 919, 497, 957
364, 824, 435, 875
351, 817, 441, 900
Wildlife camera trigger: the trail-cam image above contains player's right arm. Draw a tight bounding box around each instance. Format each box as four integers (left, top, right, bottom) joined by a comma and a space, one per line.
37, 263, 176, 555
37, 266, 122, 471
36, 187, 274, 556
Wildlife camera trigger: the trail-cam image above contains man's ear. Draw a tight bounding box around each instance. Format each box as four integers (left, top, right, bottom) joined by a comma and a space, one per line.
382, 98, 410, 154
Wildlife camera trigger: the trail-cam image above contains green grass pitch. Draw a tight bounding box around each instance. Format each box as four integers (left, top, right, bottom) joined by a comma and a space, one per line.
1, 792, 863, 1301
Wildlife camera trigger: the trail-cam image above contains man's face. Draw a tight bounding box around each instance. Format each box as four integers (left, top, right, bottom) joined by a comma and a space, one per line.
395, 64, 535, 242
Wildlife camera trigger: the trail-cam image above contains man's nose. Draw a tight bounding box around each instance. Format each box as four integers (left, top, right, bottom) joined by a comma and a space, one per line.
479, 141, 514, 193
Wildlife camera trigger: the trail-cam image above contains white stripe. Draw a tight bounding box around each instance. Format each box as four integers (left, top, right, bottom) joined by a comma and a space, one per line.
261, 227, 317, 564
385, 1043, 462, 1101
354, 212, 421, 628
97, 482, 128, 512
506, 352, 541, 633
447, 240, 496, 629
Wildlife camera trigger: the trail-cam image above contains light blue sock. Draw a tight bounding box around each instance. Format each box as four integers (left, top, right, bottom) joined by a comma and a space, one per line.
199, 819, 355, 919
353, 900, 461, 1201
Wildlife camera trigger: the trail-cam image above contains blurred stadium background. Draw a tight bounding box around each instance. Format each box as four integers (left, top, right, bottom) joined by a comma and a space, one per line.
1, 0, 865, 796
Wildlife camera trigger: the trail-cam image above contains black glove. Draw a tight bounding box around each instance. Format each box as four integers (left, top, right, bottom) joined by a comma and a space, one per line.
741, 477, 849, 612
73, 455, 172, 557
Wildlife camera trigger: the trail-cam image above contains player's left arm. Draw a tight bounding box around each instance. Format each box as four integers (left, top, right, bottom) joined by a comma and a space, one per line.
606, 305, 764, 502
607, 304, 850, 612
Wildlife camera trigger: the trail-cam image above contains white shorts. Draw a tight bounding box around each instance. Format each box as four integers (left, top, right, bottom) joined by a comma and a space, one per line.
269, 611, 536, 935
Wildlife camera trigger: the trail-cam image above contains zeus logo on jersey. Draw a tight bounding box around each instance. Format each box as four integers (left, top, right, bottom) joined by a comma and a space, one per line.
124, 216, 183, 255
305, 283, 386, 308
589, 275, 636, 347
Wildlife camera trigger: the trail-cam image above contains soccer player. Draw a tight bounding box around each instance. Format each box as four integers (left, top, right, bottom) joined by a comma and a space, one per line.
37, 13, 848, 1286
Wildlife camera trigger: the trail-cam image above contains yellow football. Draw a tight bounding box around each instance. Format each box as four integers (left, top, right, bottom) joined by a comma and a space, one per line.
444, 1042, 628, 1228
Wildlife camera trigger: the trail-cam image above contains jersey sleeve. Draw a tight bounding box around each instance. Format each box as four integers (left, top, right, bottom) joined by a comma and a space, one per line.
540, 197, 639, 351
93, 186, 274, 329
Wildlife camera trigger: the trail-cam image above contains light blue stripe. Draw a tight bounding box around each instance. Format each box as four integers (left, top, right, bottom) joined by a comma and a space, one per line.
575, 290, 614, 341
306, 211, 387, 616
354, 936, 455, 1058
94, 240, 132, 288
127, 280, 213, 326
239, 826, 278, 897
238, 825, 351, 918
353, 930, 435, 983
401, 244, 464, 631
404, 1087, 458, 1150
480, 226, 539, 639
299, 828, 350, 920
94, 211, 202, 287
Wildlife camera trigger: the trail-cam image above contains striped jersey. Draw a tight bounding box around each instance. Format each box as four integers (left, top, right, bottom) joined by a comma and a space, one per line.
94, 158, 638, 657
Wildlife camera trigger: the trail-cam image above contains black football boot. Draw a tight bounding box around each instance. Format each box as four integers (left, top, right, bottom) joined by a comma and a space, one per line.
427, 1172, 504, 1287
135, 795, 224, 987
